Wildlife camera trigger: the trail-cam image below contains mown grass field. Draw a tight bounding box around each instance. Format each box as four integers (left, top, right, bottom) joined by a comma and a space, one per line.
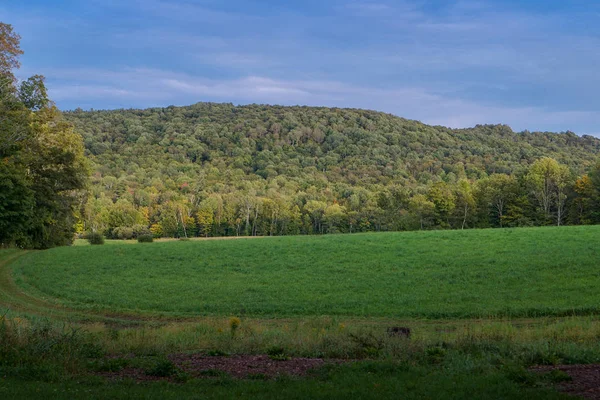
11, 226, 600, 319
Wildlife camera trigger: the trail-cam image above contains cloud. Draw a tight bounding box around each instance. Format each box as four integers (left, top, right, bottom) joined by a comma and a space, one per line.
44, 67, 599, 134
7, 0, 600, 134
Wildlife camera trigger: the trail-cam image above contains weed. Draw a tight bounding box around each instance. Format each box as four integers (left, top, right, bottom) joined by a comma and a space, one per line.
426, 346, 447, 364
229, 317, 240, 338
145, 359, 178, 377
348, 332, 385, 358
266, 346, 290, 361
206, 349, 229, 357
545, 369, 572, 383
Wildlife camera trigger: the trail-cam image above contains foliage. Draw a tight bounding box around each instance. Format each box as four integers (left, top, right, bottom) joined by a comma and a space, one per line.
85, 232, 104, 245
62, 102, 600, 239
145, 359, 179, 377
229, 316, 241, 338
137, 234, 154, 243
0, 23, 88, 249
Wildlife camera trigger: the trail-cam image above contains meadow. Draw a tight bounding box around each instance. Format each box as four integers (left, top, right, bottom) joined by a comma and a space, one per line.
3, 227, 600, 399
10, 226, 600, 319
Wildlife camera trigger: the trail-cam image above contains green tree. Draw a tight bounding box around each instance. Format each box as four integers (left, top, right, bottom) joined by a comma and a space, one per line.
408, 194, 435, 230
454, 179, 475, 229
427, 182, 456, 228
525, 157, 571, 225
476, 174, 518, 228
0, 23, 88, 248
196, 199, 216, 237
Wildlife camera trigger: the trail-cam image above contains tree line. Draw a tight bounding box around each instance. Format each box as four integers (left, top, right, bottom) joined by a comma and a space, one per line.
3, 21, 600, 247
65, 104, 600, 239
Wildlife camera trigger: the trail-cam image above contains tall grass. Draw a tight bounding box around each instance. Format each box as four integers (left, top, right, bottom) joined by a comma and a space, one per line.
0, 313, 592, 398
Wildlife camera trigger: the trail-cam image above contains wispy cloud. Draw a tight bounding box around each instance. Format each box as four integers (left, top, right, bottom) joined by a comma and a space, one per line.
5, 0, 600, 134
45, 67, 600, 133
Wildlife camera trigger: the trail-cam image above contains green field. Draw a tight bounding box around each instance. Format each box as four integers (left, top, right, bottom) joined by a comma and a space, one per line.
4, 227, 600, 399
11, 226, 600, 319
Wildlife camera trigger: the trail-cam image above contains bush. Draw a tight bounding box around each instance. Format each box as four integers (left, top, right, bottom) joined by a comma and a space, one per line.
145, 359, 178, 377
113, 226, 134, 240
266, 346, 290, 361
86, 232, 105, 245
137, 234, 154, 243
132, 224, 151, 238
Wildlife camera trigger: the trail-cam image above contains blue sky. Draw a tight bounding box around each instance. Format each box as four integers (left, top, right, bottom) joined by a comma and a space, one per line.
2, 0, 600, 134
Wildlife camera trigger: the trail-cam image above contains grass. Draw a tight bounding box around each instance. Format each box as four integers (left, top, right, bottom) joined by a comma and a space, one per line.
2, 226, 600, 398
10, 226, 600, 319
0, 362, 571, 400
0, 227, 600, 399
0, 312, 586, 399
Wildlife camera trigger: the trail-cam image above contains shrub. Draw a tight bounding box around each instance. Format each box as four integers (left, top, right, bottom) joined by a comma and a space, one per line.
145, 359, 178, 377
113, 226, 134, 240
86, 232, 105, 245
266, 346, 290, 361
229, 317, 241, 338
137, 234, 154, 243
132, 224, 151, 238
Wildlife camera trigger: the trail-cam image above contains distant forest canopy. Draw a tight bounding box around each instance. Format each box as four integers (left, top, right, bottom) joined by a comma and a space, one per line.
63, 103, 600, 239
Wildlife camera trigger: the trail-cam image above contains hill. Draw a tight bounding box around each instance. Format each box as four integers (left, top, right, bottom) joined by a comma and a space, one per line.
64, 103, 600, 237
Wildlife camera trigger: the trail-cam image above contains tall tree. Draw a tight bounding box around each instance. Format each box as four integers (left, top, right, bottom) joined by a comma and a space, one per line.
525, 157, 571, 226
0, 22, 89, 248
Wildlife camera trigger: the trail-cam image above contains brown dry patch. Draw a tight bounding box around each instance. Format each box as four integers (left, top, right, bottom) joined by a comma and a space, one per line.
532, 364, 600, 399
99, 354, 344, 382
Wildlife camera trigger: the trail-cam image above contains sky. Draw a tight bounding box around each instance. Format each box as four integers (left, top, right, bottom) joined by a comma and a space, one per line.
1, 0, 600, 134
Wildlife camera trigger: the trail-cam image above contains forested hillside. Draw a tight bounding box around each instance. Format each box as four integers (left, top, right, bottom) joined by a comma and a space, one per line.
65, 103, 600, 238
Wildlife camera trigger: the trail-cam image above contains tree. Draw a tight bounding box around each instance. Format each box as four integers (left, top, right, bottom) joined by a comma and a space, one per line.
0, 23, 22, 76
571, 174, 595, 224
476, 174, 518, 228
0, 23, 88, 248
304, 200, 327, 234
324, 203, 347, 233
454, 179, 475, 229
18, 75, 49, 110
427, 182, 455, 228
525, 157, 571, 226
196, 199, 215, 237
0, 162, 33, 246
408, 194, 435, 230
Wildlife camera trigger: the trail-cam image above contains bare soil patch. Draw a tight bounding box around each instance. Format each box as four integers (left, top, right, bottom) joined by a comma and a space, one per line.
532, 364, 600, 399
99, 354, 344, 382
